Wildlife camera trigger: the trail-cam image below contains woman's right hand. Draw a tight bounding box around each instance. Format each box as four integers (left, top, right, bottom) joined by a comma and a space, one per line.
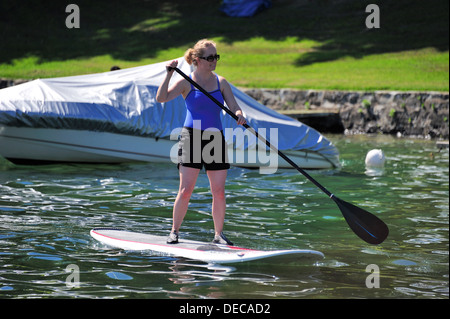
157, 60, 186, 103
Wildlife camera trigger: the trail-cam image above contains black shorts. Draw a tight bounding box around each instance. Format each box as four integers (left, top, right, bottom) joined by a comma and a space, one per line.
178, 127, 230, 171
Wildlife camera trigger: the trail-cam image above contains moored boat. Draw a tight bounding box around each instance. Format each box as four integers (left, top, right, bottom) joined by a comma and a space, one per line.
0, 58, 339, 170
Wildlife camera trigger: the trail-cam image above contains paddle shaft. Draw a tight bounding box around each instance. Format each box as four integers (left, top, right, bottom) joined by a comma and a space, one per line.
169, 66, 334, 198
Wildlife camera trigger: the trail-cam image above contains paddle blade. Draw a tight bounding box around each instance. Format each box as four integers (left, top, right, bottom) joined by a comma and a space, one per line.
332, 196, 389, 245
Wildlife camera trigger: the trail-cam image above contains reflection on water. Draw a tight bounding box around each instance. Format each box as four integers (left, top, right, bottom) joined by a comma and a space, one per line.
0, 135, 448, 299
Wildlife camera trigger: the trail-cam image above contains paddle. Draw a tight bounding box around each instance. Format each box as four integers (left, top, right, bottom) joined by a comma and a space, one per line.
168, 66, 389, 245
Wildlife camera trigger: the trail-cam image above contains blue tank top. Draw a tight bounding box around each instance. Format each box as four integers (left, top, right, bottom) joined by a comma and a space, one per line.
183, 74, 224, 131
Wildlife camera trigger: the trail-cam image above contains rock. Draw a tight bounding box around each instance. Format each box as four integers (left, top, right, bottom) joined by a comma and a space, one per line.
242, 88, 449, 138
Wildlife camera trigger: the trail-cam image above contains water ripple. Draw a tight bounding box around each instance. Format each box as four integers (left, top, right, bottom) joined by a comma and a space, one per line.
0, 136, 448, 299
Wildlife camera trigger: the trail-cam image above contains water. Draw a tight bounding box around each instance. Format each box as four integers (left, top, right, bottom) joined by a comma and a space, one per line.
0, 135, 448, 299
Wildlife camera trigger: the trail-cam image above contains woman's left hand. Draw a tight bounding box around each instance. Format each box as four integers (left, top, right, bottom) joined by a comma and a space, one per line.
236, 114, 246, 126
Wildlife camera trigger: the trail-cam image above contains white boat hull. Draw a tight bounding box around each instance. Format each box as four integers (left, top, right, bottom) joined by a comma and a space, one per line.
0, 125, 337, 169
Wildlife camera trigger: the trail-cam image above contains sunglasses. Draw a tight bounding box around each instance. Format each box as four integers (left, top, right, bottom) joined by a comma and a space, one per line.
199, 54, 220, 62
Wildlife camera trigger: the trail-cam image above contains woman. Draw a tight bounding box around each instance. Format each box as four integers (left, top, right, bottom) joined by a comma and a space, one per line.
156, 39, 246, 245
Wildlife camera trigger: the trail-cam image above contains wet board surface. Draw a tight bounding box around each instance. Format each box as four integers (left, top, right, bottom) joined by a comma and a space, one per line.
90, 228, 324, 264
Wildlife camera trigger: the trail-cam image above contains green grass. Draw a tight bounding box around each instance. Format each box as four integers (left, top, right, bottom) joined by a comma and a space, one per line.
219, 40, 449, 91
1, 0, 448, 91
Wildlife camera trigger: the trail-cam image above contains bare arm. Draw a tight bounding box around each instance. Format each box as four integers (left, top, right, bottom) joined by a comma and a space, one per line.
156, 60, 189, 103
219, 76, 246, 126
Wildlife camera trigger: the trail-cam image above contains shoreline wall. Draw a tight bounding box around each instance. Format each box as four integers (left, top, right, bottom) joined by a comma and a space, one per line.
242, 88, 449, 139
2, 79, 448, 139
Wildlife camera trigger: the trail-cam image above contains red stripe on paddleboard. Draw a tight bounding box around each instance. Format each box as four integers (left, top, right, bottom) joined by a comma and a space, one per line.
92, 230, 257, 252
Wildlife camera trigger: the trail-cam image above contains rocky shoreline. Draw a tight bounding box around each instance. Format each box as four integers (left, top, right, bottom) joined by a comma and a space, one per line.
242, 88, 449, 139
1, 78, 448, 139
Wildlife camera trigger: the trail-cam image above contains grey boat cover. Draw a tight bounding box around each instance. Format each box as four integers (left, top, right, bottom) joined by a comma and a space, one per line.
0, 58, 339, 167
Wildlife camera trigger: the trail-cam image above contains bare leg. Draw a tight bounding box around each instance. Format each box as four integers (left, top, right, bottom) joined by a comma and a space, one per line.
207, 169, 228, 235
172, 166, 200, 233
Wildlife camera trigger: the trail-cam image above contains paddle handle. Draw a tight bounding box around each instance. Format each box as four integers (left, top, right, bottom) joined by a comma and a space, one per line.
169, 67, 334, 198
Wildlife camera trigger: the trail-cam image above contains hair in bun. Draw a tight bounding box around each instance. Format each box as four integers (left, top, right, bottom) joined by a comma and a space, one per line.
184, 39, 216, 66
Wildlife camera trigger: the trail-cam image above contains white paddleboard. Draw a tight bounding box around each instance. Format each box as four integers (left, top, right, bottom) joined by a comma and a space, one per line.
90, 228, 324, 264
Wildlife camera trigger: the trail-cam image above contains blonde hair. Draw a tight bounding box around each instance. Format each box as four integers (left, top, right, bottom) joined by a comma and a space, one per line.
184, 39, 217, 66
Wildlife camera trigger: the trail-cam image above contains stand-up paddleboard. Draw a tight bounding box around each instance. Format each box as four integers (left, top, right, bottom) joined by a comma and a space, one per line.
90, 228, 324, 264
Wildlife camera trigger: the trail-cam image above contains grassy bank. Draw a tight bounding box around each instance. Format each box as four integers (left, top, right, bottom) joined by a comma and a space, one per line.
1, 0, 448, 91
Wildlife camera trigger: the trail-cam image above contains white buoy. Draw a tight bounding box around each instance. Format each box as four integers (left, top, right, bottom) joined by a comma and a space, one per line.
365, 149, 386, 168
